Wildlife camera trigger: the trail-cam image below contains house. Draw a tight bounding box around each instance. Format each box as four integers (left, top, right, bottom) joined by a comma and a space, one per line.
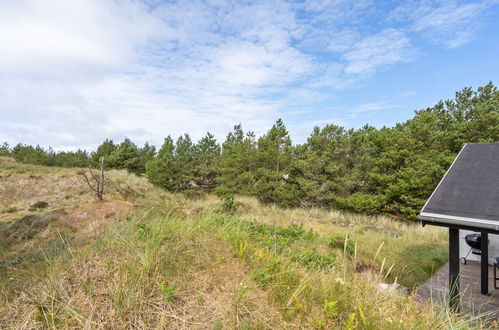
418, 143, 499, 310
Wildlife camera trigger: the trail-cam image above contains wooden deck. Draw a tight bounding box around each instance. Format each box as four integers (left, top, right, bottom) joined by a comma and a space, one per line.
416, 261, 499, 321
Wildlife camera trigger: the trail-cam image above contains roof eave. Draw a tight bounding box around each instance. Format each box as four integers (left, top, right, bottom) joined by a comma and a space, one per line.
418, 212, 499, 233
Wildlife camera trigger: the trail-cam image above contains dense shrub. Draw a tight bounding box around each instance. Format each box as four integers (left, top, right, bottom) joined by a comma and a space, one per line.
335, 194, 387, 215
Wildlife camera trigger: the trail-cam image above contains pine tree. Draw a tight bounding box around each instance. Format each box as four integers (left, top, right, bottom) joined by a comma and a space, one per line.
11, 144, 48, 165
173, 134, 196, 188
92, 139, 117, 167
254, 119, 293, 204
194, 132, 220, 189
137, 142, 156, 174
215, 124, 257, 196
294, 125, 345, 206
146, 136, 176, 190
109, 138, 142, 174
0, 142, 10, 156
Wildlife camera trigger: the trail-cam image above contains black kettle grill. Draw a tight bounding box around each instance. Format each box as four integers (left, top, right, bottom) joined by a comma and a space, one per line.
461, 233, 488, 264
462, 234, 499, 290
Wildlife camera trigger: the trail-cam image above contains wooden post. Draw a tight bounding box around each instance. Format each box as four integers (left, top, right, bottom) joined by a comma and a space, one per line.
481, 232, 489, 295
449, 228, 460, 311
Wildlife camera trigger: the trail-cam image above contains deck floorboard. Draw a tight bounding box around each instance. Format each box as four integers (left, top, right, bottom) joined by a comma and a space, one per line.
416, 261, 499, 321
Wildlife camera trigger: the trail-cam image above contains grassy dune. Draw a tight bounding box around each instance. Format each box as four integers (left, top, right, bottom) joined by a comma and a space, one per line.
0, 158, 483, 328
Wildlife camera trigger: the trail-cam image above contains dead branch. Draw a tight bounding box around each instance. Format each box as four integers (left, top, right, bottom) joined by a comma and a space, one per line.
80, 157, 105, 201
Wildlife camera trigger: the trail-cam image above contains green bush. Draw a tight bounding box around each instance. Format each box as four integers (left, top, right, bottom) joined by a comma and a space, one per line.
220, 195, 236, 213
2, 207, 18, 214
252, 256, 282, 288
328, 235, 355, 259
158, 281, 177, 303
291, 247, 336, 270
335, 193, 387, 214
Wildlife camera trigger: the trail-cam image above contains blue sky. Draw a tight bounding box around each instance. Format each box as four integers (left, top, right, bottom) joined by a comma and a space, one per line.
1, 0, 498, 150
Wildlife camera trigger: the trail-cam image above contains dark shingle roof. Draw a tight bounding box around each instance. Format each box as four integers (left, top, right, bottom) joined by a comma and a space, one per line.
420, 143, 499, 230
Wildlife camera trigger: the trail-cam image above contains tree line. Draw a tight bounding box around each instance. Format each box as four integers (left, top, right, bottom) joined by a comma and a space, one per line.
2, 83, 498, 220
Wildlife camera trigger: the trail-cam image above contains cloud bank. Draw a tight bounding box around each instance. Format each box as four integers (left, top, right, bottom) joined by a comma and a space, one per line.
0, 0, 496, 150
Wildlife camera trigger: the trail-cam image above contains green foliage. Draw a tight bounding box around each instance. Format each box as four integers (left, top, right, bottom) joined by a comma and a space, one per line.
0, 142, 10, 156
91, 138, 155, 174
91, 139, 116, 166
220, 195, 236, 213
2, 207, 18, 214
146, 133, 219, 191
12, 144, 49, 165
50, 149, 89, 167
254, 119, 293, 205
108, 138, 143, 174
10, 143, 90, 168
172, 134, 196, 188
323, 300, 338, 319
293, 125, 354, 207
291, 247, 336, 270
215, 124, 257, 196
335, 193, 387, 215
138, 142, 156, 173
274, 223, 315, 241
193, 132, 220, 189
145, 136, 176, 190
328, 235, 355, 259
251, 256, 282, 288
158, 281, 177, 303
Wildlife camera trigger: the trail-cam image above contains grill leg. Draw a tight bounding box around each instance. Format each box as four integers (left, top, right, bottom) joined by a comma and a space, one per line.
461, 248, 472, 264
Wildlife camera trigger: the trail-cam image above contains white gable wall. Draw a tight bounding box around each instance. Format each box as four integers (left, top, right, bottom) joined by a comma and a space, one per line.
459, 230, 499, 265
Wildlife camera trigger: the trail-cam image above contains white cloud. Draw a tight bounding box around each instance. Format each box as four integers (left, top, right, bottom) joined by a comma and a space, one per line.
348, 103, 397, 114
343, 29, 412, 75
328, 29, 360, 53
390, 0, 496, 48
0, 0, 165, 80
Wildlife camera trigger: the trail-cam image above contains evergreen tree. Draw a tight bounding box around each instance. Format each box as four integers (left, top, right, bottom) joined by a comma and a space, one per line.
92, 139, 117, 167
146, 136, 176, 190
254, 119, 293, 205
193, 132, 220, 189
294, 124, 350, 207
109, 138, 142, 174
0, 142, 10, 156
215, 124, 257, 196
71, 149, 90, 167
11, 144, 48, 165
50, 149, 90, 167
173, 134, 196, 188
137, 142, 156, 174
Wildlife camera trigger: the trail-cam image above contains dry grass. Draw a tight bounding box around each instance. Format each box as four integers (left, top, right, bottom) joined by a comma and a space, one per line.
0, 158, 484, 328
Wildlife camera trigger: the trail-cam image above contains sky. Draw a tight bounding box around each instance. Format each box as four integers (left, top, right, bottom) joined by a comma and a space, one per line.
1, 0, 499, 151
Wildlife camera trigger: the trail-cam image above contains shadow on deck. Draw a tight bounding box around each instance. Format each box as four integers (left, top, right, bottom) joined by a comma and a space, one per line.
416, 261, 499, 321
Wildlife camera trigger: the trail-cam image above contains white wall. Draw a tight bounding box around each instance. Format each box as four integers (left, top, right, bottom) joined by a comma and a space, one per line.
459, 230, 499, 265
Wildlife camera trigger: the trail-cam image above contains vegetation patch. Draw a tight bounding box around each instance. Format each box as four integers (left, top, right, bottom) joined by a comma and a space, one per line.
291, 247, 336, 270
1, 206, 18, 214
31, 201, 49, 209
3, 211, 61, 243
328, 235, 356, 259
